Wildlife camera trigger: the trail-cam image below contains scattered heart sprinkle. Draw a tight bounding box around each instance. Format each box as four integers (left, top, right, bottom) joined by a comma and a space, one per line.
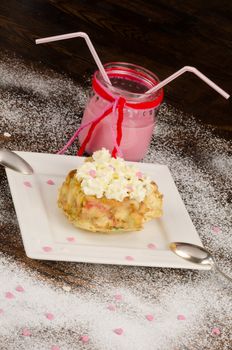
212, 327, 221, 335
146, 314, 154, 321
15, 285, 24, 292
22, 328, 31, 337
5, 292, 14, 299
136, 171, 143, 179
66, 236, 75, 242
23, 181, 32, 188
113, 328, 124, 335
42, 246, 52, 252
88, 169, 96, 178
45, 313, 54, 320
107, 304, 116, 311
212, 226, 221, 234
114, 294, 123, 301
177, 314, 186, 320
125, 256, 134, 261
47, 179, 55, 185
80, 335, 89, 343
147, 243, 157, 250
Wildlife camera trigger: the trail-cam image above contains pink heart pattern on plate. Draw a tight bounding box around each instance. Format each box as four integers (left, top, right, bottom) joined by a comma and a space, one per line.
66, 236, 75, 242
23, 181, 32, 188
147, 243, 157, 250
125, 255, 134, 261
47, 179, 55, 185
42, 246, 52, 252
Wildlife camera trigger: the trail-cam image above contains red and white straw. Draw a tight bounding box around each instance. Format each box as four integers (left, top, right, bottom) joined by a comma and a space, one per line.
145, 66, 230, 99
36, 32, 229, 99
36, 32, 111, 85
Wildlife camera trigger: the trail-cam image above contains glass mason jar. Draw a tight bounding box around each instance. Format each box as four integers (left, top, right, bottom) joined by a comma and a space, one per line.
78, 62, 163, 161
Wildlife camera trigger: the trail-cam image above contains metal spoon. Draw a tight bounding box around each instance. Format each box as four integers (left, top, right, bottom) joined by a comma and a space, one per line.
170, 242, 232, 282
0, 149, 33, 175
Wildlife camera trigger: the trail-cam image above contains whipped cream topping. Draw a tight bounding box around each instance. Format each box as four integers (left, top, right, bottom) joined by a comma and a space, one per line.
76, 149, 152, 202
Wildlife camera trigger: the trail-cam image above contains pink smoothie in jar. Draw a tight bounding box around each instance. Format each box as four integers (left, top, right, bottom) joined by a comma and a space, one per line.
78, 62, 163, 161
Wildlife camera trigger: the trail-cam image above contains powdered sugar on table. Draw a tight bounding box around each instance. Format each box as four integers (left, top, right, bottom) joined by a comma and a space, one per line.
0, 53, 231, 350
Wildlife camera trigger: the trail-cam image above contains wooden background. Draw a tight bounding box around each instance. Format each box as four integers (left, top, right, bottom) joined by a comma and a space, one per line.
0, 0, 231, 136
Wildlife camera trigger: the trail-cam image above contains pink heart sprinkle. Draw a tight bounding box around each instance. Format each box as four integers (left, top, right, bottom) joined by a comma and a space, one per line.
125, 255, 134, 261
212, 327, 221, 335
22, 328, 31, 336
177, 314, 186, 320
51, 346, 60, 350
114, 294, 122, 301
212, 226, 221, 234
23, 181, 32, 188
66, 236, 75, 242
42, 246, 52, 252
47, 179, 55, 185
107, 304, 116, 311
126, 185, 133, 192
5, 292, 14, 299
113, 328, 124, 335
15, 285, 24, 292
88, 169, 96, 178
0, 309, 4, 314
45, 313, 54, 320
147, 243, 157, 250
146, 314, 154, 321
136, 171, 143, 179
80, 335, 89, 343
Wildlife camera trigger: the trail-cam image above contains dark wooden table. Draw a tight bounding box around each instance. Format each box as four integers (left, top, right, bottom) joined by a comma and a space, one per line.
0, 1, 231, 349
0, 0, 231, 136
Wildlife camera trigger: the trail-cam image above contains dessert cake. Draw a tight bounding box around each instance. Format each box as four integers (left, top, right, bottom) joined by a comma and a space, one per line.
58, 149, 163, 232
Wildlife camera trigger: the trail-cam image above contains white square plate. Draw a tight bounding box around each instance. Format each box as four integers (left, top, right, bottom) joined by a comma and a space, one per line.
6, 151, 208, 270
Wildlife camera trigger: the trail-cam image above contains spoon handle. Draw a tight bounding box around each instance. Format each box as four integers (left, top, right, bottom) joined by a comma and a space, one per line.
0, 149, 33, 175
214, 263, 232, 283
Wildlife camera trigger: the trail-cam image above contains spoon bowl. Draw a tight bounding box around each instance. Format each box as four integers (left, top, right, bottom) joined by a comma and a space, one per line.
0, 149, 34, 175
170, 242, 232, 282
